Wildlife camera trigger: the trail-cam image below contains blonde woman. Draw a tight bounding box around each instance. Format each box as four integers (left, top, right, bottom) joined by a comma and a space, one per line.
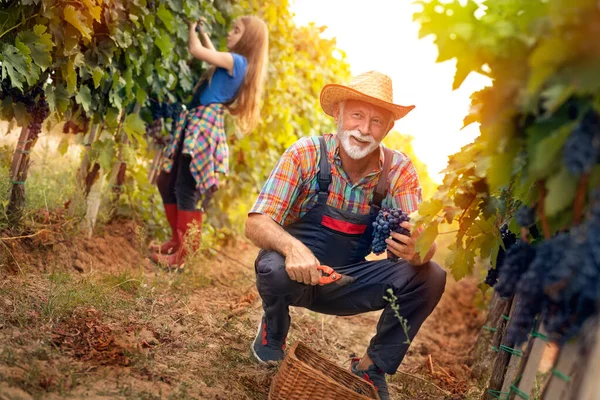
152, 16, 269, 268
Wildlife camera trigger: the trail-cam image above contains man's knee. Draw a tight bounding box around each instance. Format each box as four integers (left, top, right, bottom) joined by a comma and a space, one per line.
255, 250, 297, 295
422, 260, 446, 304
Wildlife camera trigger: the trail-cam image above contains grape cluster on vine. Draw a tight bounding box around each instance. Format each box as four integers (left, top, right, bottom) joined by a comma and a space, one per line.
499, 190, 600, 346
495, 240, 537, 298
149, 99, 183, 121
563, 109, 600, 175
485, 223, 516, 286
371, 208, 410, 260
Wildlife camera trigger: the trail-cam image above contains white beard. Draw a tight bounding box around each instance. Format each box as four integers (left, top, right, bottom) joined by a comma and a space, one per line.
337, 127, 380, 160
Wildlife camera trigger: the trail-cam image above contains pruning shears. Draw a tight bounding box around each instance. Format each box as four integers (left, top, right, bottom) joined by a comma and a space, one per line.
317, 265, 356, 287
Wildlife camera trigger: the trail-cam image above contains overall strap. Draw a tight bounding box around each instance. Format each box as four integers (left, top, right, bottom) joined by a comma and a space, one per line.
317, 137, 332, 204
371, 146, 394, 208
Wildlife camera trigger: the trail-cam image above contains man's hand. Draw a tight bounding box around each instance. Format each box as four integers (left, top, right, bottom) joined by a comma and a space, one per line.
386, 221, 434, 266
284, 242, 321, 285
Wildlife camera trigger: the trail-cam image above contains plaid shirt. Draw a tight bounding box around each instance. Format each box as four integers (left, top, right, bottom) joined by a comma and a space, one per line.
250, 134, 422, 226
162, 104, 227, 194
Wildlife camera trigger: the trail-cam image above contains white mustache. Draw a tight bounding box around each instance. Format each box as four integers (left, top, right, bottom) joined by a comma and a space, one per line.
345, 130, 375, 144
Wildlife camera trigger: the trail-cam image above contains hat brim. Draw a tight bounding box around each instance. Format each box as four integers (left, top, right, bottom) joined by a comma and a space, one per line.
320, 84, 415, 121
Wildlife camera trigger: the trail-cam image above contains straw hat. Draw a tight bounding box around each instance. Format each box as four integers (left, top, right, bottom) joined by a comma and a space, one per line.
320, 71, 415, 121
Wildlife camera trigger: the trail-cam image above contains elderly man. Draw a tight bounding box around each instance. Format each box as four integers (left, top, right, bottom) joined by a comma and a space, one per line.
245, 71, 446, 399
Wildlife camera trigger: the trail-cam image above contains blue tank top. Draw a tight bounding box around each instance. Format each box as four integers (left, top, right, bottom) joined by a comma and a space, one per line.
189, 53, 248, 108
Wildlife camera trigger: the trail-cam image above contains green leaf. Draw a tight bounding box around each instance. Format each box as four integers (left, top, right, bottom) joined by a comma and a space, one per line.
449, 245, 475, 281
545, 166, 577, 217
418, 198, 444, 218
57, 137, 70, 156
155, 30, 174, 57
466, 215, 495, 236
64, 5, 92, 39
13, 102, 30, 127
487, 149, 518, 192
98, 143, 116, 172
0, 97, 14, 120
0, 44, 29, 90
105, 108, 120, 129
215, 11, 225, 25
529, 123, 572, 179
17, 29, 53, 69
416, 220, 438, 259
528, 36, 572, 94
156, 4, 175, 33
76, 86, 92, 113
62, 60, 77, 94
123, 113, 146, 141
92, 67, 104, 89
46, 83, 70, 113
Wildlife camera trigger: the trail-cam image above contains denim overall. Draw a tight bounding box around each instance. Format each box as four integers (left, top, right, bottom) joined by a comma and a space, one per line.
255, 137, 446, 374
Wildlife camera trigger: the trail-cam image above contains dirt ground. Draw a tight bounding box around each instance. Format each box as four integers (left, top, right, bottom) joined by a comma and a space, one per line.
0, 218, 487, 399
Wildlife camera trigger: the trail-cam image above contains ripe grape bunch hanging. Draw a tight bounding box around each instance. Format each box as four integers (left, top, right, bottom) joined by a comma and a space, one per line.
0, 80, 50, 140
371, 208, 410, 260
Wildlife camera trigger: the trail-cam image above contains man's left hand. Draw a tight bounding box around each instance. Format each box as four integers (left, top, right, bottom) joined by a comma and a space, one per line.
385, 221, 423, 265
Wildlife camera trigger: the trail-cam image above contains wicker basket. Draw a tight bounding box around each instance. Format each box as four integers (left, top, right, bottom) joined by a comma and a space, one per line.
268, 341, 379, 400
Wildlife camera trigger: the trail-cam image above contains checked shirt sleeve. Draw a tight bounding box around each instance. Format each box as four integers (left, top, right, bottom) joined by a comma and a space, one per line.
249, 146, 303, 225
388, 153, 423, 215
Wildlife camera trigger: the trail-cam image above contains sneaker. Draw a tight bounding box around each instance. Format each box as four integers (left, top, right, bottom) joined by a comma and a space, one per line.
250, 314, 286, 364
350, 358, 390, 400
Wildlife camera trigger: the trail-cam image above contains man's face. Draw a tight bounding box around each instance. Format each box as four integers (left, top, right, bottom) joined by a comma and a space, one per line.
336, 99, 393, 160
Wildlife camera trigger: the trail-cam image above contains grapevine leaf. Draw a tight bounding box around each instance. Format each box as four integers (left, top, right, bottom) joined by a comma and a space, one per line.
81, 0, 102, 21
13, 102, 30, 127
155, 30, 174, 57
17, 29, 52, 69
0, 97, 14, 120
545, 166, 577, 217
529, 123, 572, 179
64, 5, 92, 39
156, 4, 175, 33
62, 59, 77, 94
450, 245, 475, 280
57, 137, 70, 156
124, 113, 146, 142
46, 83, 70, 114
418, 199, 444, 218
76, 86, 92, 113
416, 219, 438, 259
92, 67, 104, 89
0, 44, 29, 90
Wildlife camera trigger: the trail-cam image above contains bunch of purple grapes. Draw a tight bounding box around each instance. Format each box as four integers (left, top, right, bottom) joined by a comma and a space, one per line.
563, 110, 600, 175
485, 223, 517, 286
371, 208, 410, 258
500, 191, 600, 346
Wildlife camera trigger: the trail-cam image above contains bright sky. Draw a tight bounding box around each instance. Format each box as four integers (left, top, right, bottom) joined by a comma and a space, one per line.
291, 0, 491, 182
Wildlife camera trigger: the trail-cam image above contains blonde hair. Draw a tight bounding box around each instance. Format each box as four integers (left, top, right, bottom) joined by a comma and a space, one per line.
196, 16, 269, 133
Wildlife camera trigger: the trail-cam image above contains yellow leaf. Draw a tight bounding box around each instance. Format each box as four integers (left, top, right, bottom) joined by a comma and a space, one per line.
81, 0, 102, 21
64, 6, 92, 39
417, 199, 443, 218
416, 220, 438, 259
450, 246, 475, 281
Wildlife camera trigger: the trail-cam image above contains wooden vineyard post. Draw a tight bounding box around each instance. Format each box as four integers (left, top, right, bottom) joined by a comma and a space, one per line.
472, 292, 513, 381
542, 340, 579, 400
507, 323, 549, 400
483, 296, 518, 400
576, 320, 600, 400
77, 123, 100, 196
7, 125, 36, 226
